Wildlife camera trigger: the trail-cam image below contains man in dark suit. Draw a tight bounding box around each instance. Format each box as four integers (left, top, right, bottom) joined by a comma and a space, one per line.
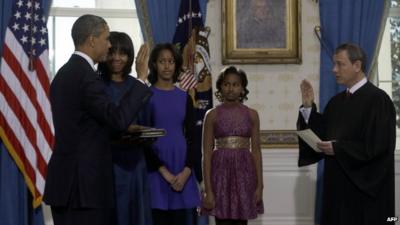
43, 14, 152, 225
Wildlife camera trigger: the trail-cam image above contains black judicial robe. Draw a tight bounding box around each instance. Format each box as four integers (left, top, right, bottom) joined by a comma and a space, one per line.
297, 82, 396, 225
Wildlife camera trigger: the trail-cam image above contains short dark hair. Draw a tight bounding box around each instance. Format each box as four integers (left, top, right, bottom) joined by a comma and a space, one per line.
215, 66, 249, 103
148, 43, 182, 85
335, 43, 367, 72
98, 32, 135, 80
71, 14, 107, 47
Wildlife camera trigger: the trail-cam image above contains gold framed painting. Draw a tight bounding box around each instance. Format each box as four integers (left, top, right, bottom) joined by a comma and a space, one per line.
260, 130, 298, 148
222, 0, 301, 64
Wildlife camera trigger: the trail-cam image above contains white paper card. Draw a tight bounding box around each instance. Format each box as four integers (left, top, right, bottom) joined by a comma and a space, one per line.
296, 129, 322, 152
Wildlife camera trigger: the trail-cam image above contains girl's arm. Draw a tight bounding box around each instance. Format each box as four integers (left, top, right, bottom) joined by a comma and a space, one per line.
172, 95, 195, 191
183, 94, 196, 169
202, 109, 216, 208
250, 108, 263, 202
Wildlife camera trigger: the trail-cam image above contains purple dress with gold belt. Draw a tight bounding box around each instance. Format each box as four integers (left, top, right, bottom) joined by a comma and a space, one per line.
209, 103, 264, 219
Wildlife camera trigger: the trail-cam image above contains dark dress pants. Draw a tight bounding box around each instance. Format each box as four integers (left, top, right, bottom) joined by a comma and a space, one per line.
51, 206, 112, 225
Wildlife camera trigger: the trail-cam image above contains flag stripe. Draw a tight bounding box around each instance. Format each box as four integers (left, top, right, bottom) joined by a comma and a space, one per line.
34, 57, 54, 146
184, 76, 197, 86
4, 31, 53, 135
2, 43, 53, 150
0, 91, 46, 186
0, 57, 53, 166
180, 72, 197, 90
0, 75, 47, 177
5, 30, 53, 126
0, 67, 48, 198
34, 56, 51, 98
0, 109, 38, 194
0, 93, 45, 196
0, 86, 47, 179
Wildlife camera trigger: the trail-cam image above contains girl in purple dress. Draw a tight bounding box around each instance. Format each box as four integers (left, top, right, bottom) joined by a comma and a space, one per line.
143, 43, 200, 225
202, 66, 264, 225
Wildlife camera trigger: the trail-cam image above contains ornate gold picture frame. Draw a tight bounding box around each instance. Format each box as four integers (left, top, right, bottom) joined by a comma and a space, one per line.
222, 0, 301, 64
260, 130, 298, 148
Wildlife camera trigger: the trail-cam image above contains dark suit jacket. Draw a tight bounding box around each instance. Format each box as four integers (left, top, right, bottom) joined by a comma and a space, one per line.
43, 54, 152, 208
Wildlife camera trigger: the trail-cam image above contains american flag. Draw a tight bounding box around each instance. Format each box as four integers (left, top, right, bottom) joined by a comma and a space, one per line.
173, 0, 204, 91
179, 69, 198, 90
0, 0, 54, 208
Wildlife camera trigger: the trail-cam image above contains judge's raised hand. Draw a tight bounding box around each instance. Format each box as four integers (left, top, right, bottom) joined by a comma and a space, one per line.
135, 42, 150, 82
317, 141, 335, 155
300, 79, 314, 107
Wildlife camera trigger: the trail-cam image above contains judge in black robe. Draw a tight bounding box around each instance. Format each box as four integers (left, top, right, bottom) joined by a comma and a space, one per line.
297, 43, 396, 225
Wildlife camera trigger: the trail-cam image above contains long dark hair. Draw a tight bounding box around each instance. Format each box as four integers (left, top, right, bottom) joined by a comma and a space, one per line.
98, 31, 135, 80
147, 43, 182, 85
215, 66, 249, 103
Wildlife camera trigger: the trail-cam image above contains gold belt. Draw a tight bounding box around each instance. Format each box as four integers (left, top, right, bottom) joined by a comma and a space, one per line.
215, 136, 250, 149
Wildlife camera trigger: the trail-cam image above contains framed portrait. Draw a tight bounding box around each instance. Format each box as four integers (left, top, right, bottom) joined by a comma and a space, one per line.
260, 130, 298, 148
222, 0, 301, 64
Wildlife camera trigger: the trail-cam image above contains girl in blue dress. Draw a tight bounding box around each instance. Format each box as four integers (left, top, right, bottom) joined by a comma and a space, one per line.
142, 43, 201, 225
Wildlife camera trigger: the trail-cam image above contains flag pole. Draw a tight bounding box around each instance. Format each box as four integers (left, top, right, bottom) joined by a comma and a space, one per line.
28, 0, 36, 71
188, 0, 195, 74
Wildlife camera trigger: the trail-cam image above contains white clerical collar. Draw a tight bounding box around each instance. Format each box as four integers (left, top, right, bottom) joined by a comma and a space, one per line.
348, 77, 367, 94
74, 51, 96, 71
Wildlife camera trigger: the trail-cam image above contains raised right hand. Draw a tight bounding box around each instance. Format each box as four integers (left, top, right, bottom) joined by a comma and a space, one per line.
300, 79, 314, 107
135, 43, 150, 82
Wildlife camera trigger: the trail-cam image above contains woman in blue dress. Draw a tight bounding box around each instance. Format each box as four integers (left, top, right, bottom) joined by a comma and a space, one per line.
142, 43, 201, 225
98, 31, 152, 225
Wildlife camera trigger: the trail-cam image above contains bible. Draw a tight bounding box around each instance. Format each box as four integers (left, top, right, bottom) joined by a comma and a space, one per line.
117, 126, 166, 145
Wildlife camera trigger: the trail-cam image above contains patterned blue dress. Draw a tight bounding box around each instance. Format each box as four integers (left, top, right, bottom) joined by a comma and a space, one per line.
104, 76, 152, 225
